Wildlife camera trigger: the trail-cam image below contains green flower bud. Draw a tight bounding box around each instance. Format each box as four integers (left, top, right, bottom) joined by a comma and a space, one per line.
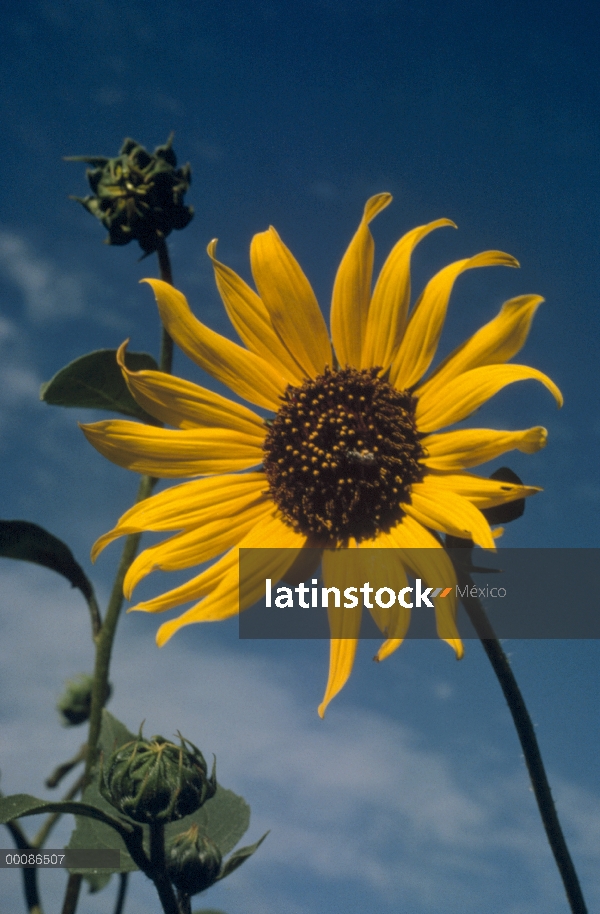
166, 823, 222, 896
100, 729, 216, 824
57, 674, 111, 726
66, 134, 193, 254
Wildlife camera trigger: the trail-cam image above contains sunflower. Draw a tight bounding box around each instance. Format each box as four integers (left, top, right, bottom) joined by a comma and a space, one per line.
82, 194, 562, 716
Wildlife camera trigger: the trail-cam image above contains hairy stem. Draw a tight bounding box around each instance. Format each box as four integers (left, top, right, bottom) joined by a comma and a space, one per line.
456, 566, 588, 914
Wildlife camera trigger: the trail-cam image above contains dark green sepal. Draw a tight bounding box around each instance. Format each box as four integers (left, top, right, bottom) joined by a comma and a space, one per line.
215, 831, 269, 882
100, 728, 217, 824
66, 134, 193, 254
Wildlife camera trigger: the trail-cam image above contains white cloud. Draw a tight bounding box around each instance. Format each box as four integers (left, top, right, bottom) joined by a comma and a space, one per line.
0, 230, 85, 321
0, 564, 598, 914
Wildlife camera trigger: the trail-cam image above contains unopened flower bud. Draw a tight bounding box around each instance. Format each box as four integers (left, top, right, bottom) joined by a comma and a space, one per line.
66, 134, 193, 254
166, 823, 222, 896
100, 729, 216, 823
57, 674, 111, 726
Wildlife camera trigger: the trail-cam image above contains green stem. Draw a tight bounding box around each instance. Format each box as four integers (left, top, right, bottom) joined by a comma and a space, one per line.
86, 590, 103, 639
4, 819, 43, 914
456, 566, 588, 914
113, 873, 128, 914
32, 773, 86, 848
176, 889, 192, 914
60, 876, 82, 914
156, 236, 174, 375
150, 822, 179, 914
45, 745, 86, 789
60, 240, 175, 914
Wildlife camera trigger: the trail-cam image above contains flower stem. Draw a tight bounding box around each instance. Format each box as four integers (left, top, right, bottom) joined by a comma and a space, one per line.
150, 822, 179, 914
156, 236, 174, 375
44, 745, 86, 789
112, 873, 128, 914
33, 773, 86, 848
3, 819, 43, 914
456, 566, 588, 914
60, 240, 176, 914
86, 590, 102, 639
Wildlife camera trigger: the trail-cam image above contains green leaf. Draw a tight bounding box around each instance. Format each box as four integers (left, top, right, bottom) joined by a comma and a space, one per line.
0, 521, 93, 601
185, 785, 250, 859
67, 710, 253, 876
217, 832, 269, 882
0, 794, 130, 835
40, 349, 159, 421
97, 709, 137, 757
67, 781, 140, 874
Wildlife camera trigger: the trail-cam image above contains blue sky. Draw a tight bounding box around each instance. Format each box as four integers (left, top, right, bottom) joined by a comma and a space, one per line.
0, 1, 598, 912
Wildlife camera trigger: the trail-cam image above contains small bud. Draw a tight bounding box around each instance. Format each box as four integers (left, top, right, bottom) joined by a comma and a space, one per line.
66, 134, 193, 254
166, 823, 222, 896
100, 729, 216, 823
57, 674, 111, 726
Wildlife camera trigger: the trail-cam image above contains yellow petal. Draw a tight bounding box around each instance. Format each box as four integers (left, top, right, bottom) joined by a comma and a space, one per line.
81, 420, 264, 477
417, 294, 544, 399
129, 548, 238, 614
390, 251, 519, 390
357, 535, 411, 659
416, 364, 563, 433
116, 341, 266, 436
360, 219, 456, 370
155, 509, 306, 645
423, 471, 541, 508
250, 227, 332, 377
421, 426, 548, 470
360, 537, 410, 637
406, 480, 496, 550
207, 240, 305, 384
143, 279, 288, 410
92, 472, 267, 560
318, 546, 362, 718
330, 193, 392, 368
385, 518, 462, 658
124, 497, 272, 598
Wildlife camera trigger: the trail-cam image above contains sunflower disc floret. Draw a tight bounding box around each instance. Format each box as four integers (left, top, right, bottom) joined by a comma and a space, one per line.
263, 367, 425, 542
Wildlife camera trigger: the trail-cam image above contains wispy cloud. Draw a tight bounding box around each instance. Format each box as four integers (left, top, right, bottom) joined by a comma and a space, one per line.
1, 563, 597, 914
0, 230, 86, 321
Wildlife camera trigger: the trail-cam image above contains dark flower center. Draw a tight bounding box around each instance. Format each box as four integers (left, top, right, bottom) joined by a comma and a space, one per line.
263, 367, 425, 543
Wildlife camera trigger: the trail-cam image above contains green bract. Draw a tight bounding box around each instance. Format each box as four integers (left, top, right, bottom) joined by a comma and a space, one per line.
100, 730, 216, 824
166, 823, 223, 896
67, 134, 193, 254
